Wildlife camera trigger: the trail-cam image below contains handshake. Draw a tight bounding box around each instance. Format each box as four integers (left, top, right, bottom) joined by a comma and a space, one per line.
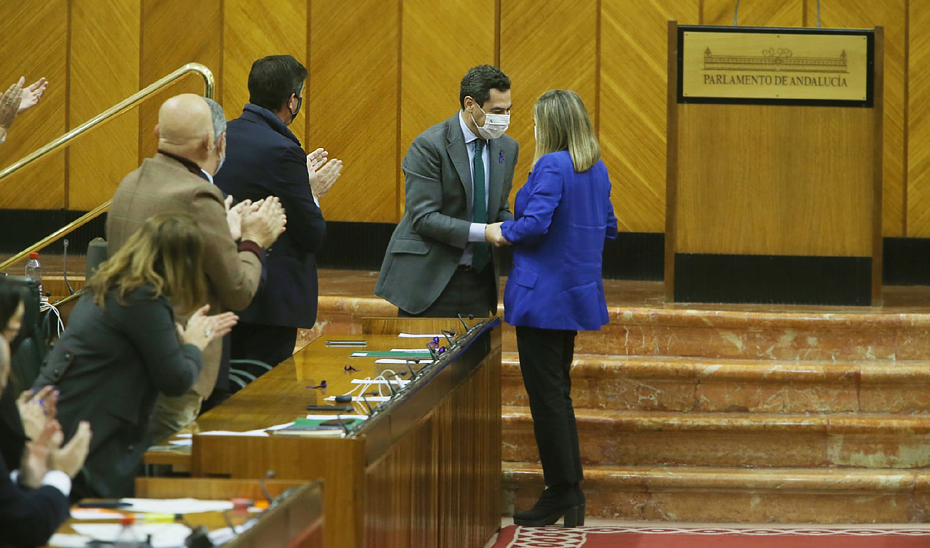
485, 222, 509, 247
225, 195, 288, 249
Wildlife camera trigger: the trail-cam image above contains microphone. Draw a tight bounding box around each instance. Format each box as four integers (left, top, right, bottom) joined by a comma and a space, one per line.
360, 393, 374, 414
441, 329, 456, 348
458, 313, 475, 333
62, 239, 75, 295
405, 358, 421, 378
383, 376, 398, 397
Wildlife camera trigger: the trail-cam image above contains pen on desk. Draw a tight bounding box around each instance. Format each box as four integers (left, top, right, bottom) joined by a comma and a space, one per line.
134, 513, 182, 523
77, 501, 132, 509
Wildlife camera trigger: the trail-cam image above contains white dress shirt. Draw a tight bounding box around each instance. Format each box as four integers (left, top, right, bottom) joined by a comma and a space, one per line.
458, 112, 491, 266
10, 469, 72, 496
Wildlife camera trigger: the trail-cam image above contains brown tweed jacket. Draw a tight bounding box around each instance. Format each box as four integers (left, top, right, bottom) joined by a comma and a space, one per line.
106, 153, 263, 396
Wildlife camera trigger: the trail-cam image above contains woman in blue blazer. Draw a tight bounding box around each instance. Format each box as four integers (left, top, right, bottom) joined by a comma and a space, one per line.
497, 89, 617, 527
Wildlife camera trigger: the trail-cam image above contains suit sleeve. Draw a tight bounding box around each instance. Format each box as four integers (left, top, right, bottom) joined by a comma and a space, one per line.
495, 143, 517, 223
500, 157, 563, 244
190, 188, 263, 311
120, 294, 203, 397
605, 169, 618, 240
404, 137, 472, 249
0, 463, 70, 547
274, 146, 326, 254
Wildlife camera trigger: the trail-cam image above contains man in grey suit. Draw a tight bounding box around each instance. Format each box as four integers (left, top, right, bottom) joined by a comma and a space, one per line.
376, 65, 517, 317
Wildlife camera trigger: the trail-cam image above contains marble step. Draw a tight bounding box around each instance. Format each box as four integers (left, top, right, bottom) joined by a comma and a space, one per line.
308, 295, 930, 361
501, 353, 930, 414
503, 463, 930, 523
502, 407, 930, 469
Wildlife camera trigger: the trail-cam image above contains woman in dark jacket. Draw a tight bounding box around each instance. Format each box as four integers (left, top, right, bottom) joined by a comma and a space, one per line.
33, 213, 238, 498
495, 90, 617, 527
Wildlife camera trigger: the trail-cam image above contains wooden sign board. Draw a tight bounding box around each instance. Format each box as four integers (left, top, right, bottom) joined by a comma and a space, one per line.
678, 26, 873, 107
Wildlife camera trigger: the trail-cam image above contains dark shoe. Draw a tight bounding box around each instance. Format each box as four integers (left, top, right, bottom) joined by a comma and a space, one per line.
573, 483, 585, 526
513, 485, 584, 527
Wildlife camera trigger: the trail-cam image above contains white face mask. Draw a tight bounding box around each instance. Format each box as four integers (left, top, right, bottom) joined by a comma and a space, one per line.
471, 104, 510, 140
534, 125, 537, 141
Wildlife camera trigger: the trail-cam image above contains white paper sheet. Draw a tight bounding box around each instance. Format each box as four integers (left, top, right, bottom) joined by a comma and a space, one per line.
48, 533, 91, 547
351, 378, 411, 385
325, 395, 390, 402
397, 333, 443, 338
168, 439, 193, 447
70, 507, 125, 520
197, 430, 269, 437
118, 498, 234, 514
305, 414, 368, 420
71, 523, 191, 548
375, 358, 433, 365
390, 348, 432, 353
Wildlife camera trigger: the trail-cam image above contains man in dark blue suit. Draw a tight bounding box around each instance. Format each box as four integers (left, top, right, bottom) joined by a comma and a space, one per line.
215, 55, 342, 369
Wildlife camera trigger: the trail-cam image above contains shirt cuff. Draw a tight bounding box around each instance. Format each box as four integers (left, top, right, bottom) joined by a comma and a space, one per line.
42, 470, 72, 496
313, 195, 321, 209
468, 223, 487, 243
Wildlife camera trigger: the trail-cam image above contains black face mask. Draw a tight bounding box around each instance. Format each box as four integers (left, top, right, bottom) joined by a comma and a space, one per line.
290, 95, 302, 123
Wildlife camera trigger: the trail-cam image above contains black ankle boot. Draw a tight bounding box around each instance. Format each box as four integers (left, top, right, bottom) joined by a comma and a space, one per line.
573, 483, 585, 526
513, 484, 584, 527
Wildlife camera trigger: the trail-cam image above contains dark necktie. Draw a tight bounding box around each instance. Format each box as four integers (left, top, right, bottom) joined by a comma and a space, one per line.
472, 139, 490, 272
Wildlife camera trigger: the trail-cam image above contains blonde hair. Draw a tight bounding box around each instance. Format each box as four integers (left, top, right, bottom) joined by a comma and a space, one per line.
533, 89, 600, 172
88, 213, 207, 314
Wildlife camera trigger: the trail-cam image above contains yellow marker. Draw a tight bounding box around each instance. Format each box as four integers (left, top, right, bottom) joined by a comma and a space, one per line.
134, 513, 180, 523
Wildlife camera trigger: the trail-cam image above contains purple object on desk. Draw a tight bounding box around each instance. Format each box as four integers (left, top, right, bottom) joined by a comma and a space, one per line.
307, 380, 327, 389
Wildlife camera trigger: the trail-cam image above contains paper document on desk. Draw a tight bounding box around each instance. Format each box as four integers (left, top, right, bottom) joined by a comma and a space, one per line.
48, 534, 91, 547
325, 395, 390, 402
71, 523, 191, 547
197, 429, 269, 437
398, 333, 443, 338
119, 498, 234, 513
375, 358, 433, 365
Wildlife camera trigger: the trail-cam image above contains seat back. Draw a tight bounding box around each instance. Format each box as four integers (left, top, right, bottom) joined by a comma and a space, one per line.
6, 275, 49, 392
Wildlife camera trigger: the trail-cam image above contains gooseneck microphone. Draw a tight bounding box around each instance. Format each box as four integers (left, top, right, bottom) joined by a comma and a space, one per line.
62, 239, 75, 295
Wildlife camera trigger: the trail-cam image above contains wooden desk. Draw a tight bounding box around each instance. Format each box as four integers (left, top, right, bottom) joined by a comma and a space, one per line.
147, 318, 502, 548
53, 479, 323, 548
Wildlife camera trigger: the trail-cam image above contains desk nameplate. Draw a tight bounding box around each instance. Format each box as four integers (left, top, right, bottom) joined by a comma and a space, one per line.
678, 26, 874, 107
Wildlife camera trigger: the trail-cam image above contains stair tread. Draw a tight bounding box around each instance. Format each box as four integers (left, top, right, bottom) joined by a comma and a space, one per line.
501, 406, 930, 431
504, 462, 930, 491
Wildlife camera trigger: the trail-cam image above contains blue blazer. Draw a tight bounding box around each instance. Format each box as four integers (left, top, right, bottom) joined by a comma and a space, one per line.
501, 151, 617, 331
215, 105, 327, 329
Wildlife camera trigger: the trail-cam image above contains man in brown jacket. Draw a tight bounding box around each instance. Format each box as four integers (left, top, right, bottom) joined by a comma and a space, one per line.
107, 93, 286, 442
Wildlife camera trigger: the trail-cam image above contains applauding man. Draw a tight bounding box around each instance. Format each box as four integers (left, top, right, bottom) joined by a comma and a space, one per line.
216, 55, 340, 369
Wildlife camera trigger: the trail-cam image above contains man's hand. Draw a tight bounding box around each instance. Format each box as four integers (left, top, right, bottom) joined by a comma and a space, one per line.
17, 386, 58, 440
0, 78, 24, 130
49, 420, 92, 478
240, 196, 287, 248
18, 420, 58, 489
307, 148, 342, 200
18, 77, 46, 114
225, 195, 246, 241
485, 223, 509, 247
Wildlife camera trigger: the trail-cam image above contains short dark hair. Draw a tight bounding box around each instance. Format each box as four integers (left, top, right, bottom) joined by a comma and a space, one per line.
459, 65, 511, 109
248, 55, 308, 112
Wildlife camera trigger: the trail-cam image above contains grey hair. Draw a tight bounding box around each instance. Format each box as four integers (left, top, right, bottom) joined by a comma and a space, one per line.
203, 97, 227, 141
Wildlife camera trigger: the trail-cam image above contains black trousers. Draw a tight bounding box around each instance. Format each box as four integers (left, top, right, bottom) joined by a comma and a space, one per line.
398, 266, 496, 318
516, 326, 583, 487
229, 321, 299, 370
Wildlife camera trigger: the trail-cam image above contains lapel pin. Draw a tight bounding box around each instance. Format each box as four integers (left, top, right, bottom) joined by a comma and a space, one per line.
499, 150, 504, 164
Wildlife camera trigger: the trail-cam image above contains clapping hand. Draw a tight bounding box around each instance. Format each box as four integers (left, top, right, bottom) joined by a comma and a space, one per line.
18, 77, 47, 114
177, 304, 239, 351
18, 420, 58, 489
0, 78, 23, 131
306, 148, 343, 200
16, 385, 58, 440
225, 195, 253, 241
485, 222, 509, 247
240, 196, 286, 248
49, 420, 92, 478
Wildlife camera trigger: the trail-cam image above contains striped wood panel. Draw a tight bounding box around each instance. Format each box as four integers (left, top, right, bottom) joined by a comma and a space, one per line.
308, 0, 399, 222
908, 1, 930, 237
223, 0, 307, 142
807, 0, 905, 237
600, 0, 700, 233
398, 0, 495, 217
500, 0, 599, 198
0, 0, 68, 209
703, 0, 803, 27
138, 0, 222, 161
69, 0, 140, 211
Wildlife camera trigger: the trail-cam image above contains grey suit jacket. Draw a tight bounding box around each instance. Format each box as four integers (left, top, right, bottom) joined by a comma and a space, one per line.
375, 112, 519, 314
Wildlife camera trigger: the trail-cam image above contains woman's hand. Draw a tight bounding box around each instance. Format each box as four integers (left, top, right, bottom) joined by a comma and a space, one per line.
49, 420, 92, 478
18, 420, 58, 489
177, 304, 238, 351
16, 386, 58, 440
0, 78, 24, 131
485, 222, 509, 247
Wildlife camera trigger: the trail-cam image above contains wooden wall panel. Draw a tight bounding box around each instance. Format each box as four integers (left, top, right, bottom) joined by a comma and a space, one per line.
500, 0, 598, 197
600, 0, 699, 233
676, 105, 874, 256
0, 0, 68, 209
807, 1, 906, 237
703, 0, 803, 27
309, 0, 398, 223
139, 0, 222, 161
908, 2, 930, 237
69, 0, 140, 211
398, 0, 495, 217
223, 0, 307, 141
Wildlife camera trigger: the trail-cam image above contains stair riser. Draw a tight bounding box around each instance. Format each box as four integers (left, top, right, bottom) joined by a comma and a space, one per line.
502, 376, 930, 414
502, 429, 930, 468
505, 485, 930, 523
